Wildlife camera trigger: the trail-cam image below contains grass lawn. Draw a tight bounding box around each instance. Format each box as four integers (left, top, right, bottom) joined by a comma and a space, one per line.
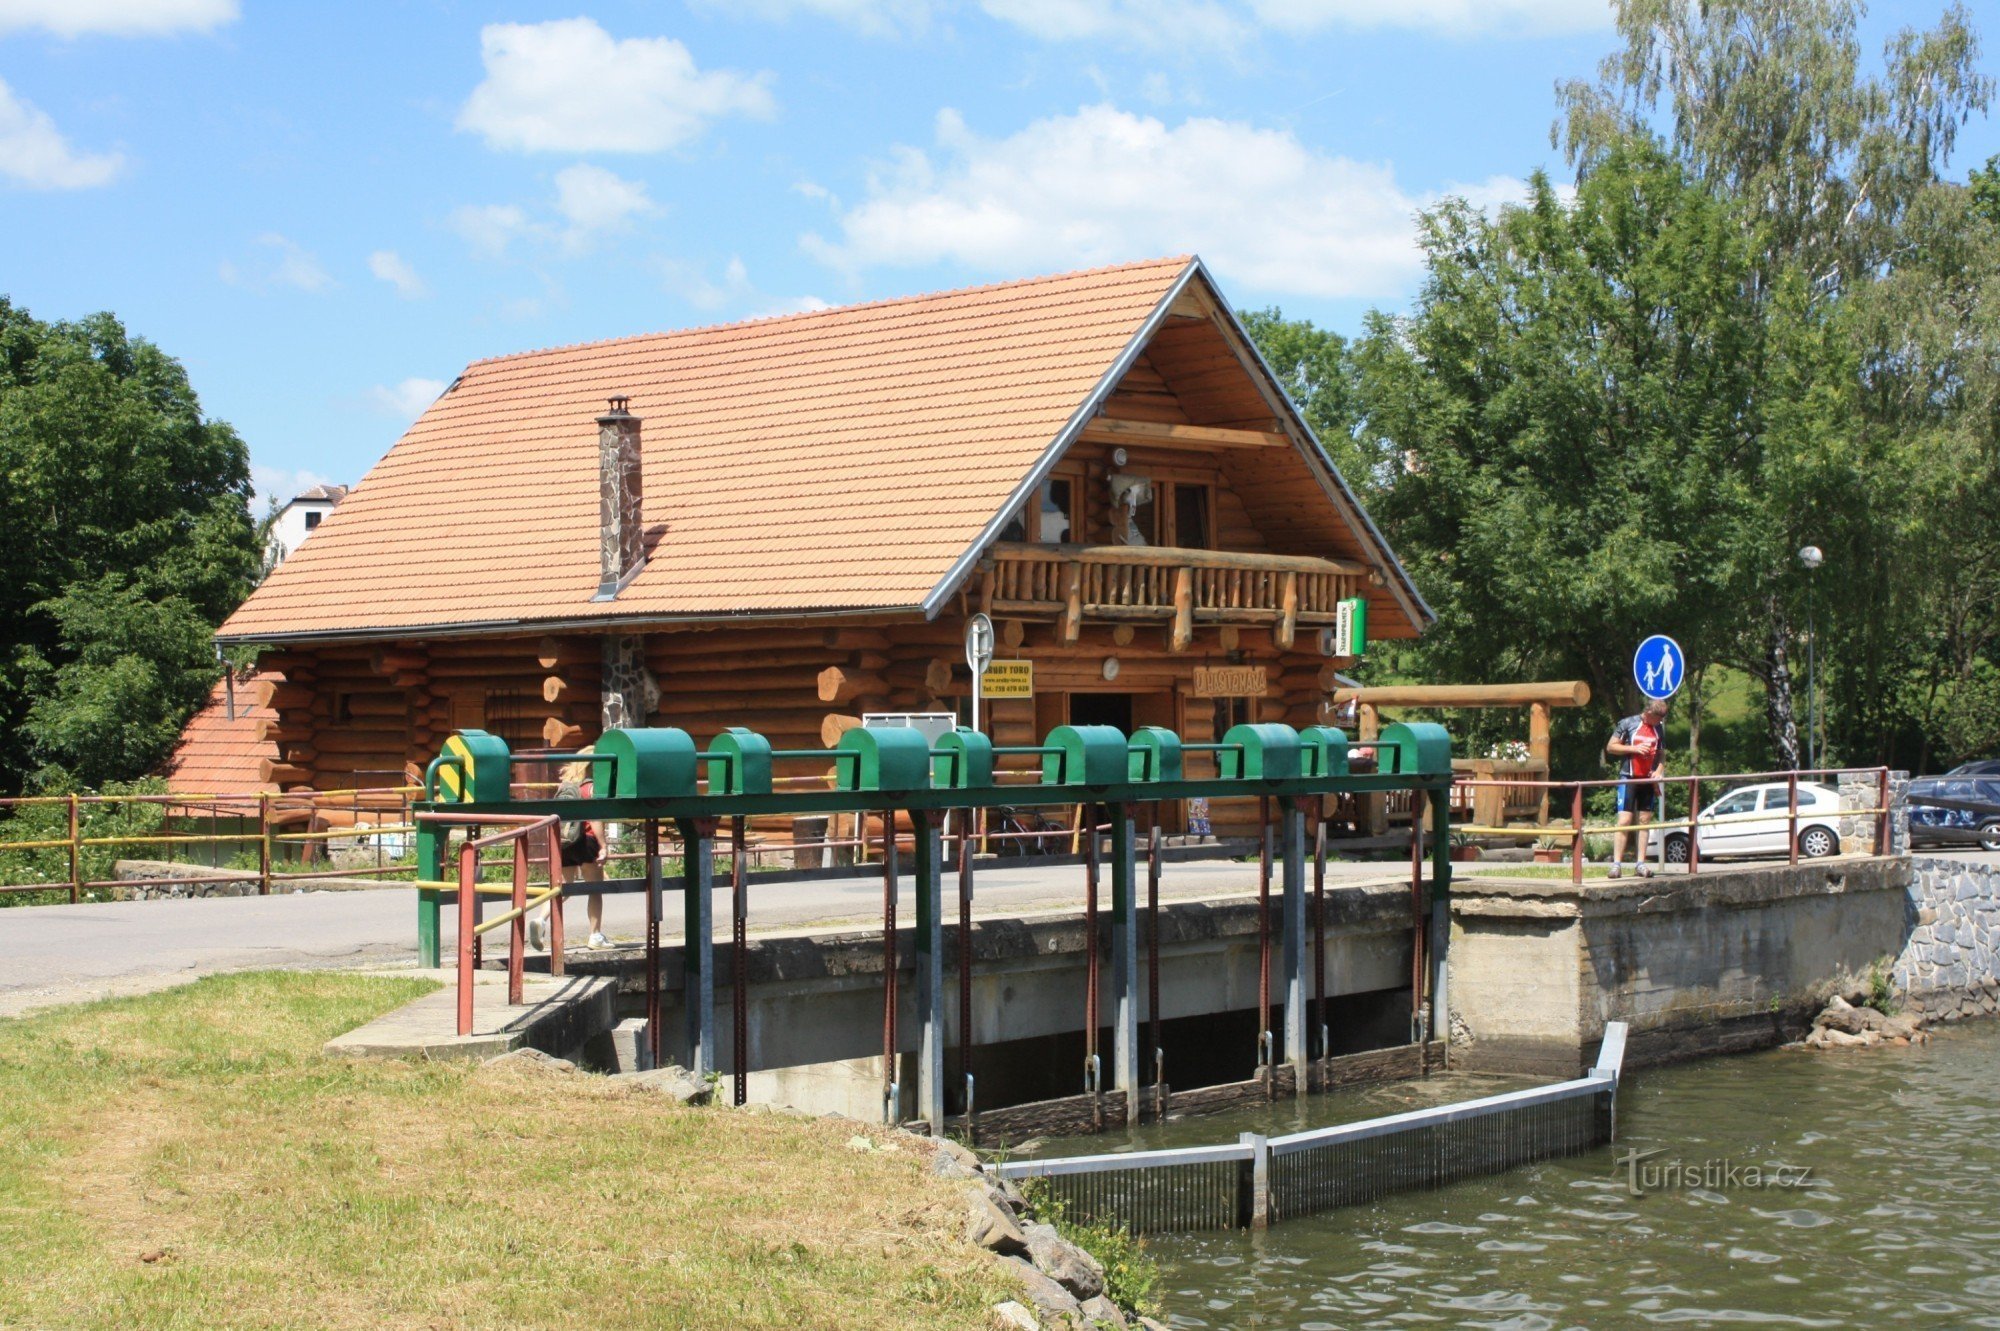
0, 972, 1008, 1330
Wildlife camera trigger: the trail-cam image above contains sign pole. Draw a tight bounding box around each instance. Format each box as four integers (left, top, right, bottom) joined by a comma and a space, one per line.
965, 613, 994, 737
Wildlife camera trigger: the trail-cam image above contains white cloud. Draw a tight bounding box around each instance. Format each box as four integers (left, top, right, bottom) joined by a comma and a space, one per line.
0, 0, 236, 37
758, 294, 834, 316
658, 255, 753, 310
694, 0, 932, 36
1249, 0, 1611, 36
0, 77, 121, 189
553, 164, 657, 251
448, 202, 537, 260
366, 377, 448, 419
806, 104, 1440, 299
251, 462, 335, 509
367, 249, 428, 298
457, 18, 775, 154
980, 0, 1247, 48
218, 233, 333, 293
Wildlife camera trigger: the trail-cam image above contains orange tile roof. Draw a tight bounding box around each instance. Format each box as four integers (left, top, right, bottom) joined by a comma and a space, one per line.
219, 257, 1195, 642
162, 677, 277, 794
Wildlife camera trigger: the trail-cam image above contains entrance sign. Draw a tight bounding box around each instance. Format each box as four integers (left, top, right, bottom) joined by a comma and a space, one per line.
1334, 597, 1369, 658
1193, 665, 1267, 698
1633, 635, 1684, 700
983, 660, 1034, 699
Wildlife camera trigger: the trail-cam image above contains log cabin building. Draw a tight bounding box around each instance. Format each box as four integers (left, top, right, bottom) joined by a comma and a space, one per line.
215, 256, 1431, 838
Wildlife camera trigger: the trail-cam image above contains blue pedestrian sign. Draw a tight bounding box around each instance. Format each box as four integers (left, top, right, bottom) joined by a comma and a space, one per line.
1633, 635, 1684, 700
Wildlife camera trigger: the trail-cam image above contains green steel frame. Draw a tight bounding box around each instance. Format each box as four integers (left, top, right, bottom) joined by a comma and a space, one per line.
413, 720, 1456, 1134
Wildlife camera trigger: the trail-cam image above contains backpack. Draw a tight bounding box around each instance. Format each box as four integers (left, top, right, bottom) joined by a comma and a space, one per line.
555, 776, 587, 847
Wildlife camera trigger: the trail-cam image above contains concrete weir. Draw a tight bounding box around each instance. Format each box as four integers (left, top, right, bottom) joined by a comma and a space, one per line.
1447, 856, 1914, 1075
564, 877, 1432, 1130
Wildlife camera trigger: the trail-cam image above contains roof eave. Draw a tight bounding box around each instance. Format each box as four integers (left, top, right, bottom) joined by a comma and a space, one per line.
212, 600, 933, 649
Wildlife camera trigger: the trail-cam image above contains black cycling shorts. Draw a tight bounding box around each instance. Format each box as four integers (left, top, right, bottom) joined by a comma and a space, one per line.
1617, 781, 1657, 815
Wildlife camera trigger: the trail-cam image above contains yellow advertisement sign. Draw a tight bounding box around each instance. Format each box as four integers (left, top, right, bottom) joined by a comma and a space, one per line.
982, 660, 1034, 699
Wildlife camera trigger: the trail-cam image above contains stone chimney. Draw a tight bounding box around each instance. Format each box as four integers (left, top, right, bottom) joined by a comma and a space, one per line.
593, 396, 644, 600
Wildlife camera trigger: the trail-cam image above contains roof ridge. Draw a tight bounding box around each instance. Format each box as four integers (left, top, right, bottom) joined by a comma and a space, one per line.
464, 255, 1194, 370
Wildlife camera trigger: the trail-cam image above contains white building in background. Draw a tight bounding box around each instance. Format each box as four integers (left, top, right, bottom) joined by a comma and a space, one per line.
264, 483, 349, 569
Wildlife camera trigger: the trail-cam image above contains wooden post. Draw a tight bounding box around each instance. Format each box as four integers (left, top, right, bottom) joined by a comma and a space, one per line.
1360, 704, 1386, 835
1528, 702, 1552, 824
1571, 786, 1586, 886
258, 792, 272, 895
67, 794, 80, 904
1061, 562, 1084, 645
1170, 566, 1194, 653
1276, 571, 1299, 649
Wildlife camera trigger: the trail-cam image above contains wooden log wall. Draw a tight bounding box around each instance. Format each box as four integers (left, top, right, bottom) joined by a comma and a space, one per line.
260, 607, 1345, 840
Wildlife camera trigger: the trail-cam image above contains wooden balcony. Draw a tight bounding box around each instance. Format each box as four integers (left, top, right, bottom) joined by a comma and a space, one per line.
980, 543, 1371, 650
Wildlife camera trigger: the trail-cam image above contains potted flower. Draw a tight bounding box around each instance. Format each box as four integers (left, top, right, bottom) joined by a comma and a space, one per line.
1449, 831, 1483, 863
1533, 834, 1567, 865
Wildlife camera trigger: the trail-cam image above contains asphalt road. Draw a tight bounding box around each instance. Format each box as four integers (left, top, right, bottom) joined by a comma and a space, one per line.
5, 847, 1978, 1018
0, 855, 1405, 1017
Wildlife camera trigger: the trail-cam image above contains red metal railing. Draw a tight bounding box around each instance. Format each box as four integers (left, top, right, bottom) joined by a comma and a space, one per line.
413, 811, 564, 1035
1451, 766, 1894, 885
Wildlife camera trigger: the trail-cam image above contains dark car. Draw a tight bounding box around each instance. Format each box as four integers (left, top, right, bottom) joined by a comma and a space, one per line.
1908, 776, 2000, 852
1946, 759, 2000, 777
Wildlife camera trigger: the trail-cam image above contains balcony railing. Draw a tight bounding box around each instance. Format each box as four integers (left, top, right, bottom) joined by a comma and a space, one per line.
980, 543, 1370, 649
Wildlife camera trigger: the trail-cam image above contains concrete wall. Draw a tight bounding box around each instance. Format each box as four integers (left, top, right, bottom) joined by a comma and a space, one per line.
1896, 855, 2000, 1022
568, 880, 1422, 1119
1448, 857, 1912, 1075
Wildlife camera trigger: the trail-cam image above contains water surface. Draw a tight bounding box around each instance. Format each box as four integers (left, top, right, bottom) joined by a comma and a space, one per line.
1046, 1023, 2000, 1328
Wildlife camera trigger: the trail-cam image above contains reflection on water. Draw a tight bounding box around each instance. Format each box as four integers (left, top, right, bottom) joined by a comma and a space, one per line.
1078, 1023, 2000, 1328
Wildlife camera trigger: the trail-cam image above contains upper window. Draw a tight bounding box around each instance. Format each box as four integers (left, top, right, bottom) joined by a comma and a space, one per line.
303, 510, 323, 530
1035, 478, 1076, 544
1171, 484, 1212, 549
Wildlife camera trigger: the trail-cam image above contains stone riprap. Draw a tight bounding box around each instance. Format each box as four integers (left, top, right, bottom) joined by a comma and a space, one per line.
1895, 856, 2000, 1022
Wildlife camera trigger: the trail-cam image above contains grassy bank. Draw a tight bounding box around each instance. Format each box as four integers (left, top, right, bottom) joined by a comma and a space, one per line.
0, 972, 1007, 1330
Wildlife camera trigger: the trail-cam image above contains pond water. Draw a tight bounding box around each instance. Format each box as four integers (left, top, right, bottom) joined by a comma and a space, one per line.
1035, 1022, 2000, 1328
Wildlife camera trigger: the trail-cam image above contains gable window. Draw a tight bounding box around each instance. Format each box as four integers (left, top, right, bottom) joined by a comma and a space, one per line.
1170, 483, 1212, 549
304, 510, 322, 530
1034, 478, 1076, 544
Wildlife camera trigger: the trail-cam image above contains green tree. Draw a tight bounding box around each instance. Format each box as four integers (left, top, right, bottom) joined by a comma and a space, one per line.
1348, 142, 1770, 772
0, 300, 259, 791
1556, 0, 1993, 765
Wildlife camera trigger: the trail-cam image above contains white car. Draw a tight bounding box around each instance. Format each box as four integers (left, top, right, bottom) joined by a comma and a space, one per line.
1661, 781, 1845, 863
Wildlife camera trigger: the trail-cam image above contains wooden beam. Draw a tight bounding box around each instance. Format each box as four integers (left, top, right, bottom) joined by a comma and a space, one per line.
1078, 418, 1289, 450
1332, 681, 1593, 709
1170, 566, 1194, 653
1276, 571, 1299, 650
1061, 563, 1083, 645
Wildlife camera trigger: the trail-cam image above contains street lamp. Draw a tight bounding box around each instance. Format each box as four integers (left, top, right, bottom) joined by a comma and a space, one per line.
1798, 545, 1823, 770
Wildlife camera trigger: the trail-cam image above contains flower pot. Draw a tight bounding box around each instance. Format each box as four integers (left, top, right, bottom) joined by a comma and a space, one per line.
1451, 845, 1483, 862
1533, 848, 1565, 864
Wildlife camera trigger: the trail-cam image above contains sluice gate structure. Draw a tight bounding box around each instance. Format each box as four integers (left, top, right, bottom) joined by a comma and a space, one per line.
996, 1023, 1628, 1233
411, 718, 1457, 1135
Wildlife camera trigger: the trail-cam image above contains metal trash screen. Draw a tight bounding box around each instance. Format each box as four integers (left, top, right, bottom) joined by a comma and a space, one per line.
998, 1023, 1627, 1235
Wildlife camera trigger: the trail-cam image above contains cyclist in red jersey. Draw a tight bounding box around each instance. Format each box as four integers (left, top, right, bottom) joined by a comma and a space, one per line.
1607, 698, 1670, 878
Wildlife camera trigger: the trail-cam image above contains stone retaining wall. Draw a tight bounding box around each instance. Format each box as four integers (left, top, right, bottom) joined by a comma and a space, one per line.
1895, 856, 2000, 1022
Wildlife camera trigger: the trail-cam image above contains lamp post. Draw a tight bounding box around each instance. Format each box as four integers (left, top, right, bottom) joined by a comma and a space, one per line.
1798, 545, 1823, 770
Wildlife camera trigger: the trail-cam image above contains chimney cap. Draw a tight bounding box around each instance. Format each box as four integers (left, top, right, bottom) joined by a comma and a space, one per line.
599, 395, 634, 421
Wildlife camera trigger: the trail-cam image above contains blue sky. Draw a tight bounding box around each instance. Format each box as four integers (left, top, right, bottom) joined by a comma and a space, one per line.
4, 0, 1995, 506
